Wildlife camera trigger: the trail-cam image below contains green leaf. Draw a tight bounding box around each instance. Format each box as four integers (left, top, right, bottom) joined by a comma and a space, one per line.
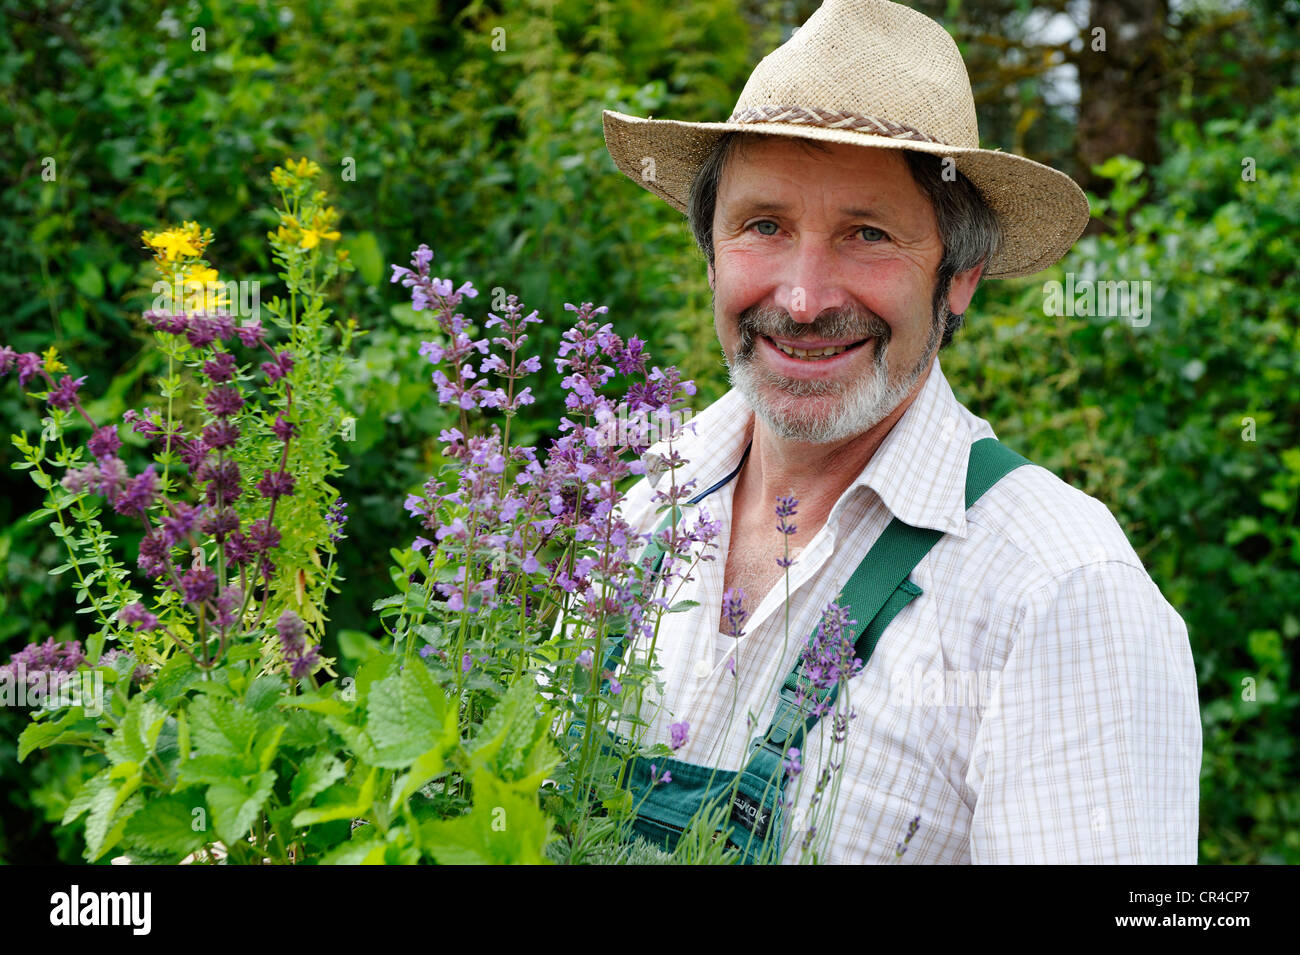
668, 599, 701, 613
421, 770, 554, 865
338, 628, 383, 662
177, 753, 250, 789
320, 836, 387, 865
255, 723, 286, 773
365, 663, 456, 768
246, 674, 286, 712
343, 230, 385, 286
292, 767, 377, 827
189, 695, 259, 758
289, 751, 348, 807
70, 260, 105, 299
105, 695, 168, 766
80, 763, 144, 861
389, 745, 448, 811
123, 793, 208, 858
17, 706, 87, 761
207, 770, 277, 845
465, 680, 557, 786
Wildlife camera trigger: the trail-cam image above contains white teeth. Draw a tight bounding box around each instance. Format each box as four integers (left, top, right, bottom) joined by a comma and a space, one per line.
772, 339, 863, 359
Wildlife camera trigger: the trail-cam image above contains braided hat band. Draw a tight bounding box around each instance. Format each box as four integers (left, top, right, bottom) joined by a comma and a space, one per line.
728, 106, 945, 145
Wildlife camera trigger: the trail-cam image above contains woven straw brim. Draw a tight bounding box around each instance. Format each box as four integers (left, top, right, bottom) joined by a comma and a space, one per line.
603, 109, 1090, 280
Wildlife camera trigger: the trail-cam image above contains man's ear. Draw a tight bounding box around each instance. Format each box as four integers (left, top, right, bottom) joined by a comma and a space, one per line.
946, 261, 985, 315
707, 262, 715, 291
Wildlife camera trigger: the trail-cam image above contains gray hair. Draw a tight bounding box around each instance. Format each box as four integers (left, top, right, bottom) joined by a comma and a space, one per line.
686, 132, 1003, 348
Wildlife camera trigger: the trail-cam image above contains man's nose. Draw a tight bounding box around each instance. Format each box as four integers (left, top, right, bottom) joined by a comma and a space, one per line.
772, 238, 850, 322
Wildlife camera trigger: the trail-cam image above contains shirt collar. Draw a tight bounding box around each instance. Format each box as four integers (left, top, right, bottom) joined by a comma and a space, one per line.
653, 357, 981, 539
840, 356, 976, 539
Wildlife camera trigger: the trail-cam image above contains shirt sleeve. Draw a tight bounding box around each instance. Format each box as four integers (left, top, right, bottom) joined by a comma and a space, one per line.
967, 561, 1202, 863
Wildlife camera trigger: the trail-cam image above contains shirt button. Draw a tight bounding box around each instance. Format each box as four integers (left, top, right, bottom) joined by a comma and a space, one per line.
693, 660, 711, 679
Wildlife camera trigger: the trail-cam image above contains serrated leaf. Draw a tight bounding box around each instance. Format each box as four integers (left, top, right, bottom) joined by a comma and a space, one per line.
189, 695, 259, 758
366, 664, 454, 769
106, 695, 168, 766
18, 706, 87, 761
668, 599, 700, 613
390, 746, 448, 811
85, 765, 143, 861
292, 767, 377, 827
63, 766, 113, 825
123, 793, 208, 858
246, 674, 286, 712
465, 680, 555, 784
324, 714, 381, 764
177, 753, 249, 789
207, 770, 276, 845
421, 769, 553, 865
255, 723, 286, 773
320, 836, 387, 865
290, 751, 347, 807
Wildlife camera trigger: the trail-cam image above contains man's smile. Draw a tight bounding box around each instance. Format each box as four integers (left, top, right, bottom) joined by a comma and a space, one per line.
764, 334, 874, 362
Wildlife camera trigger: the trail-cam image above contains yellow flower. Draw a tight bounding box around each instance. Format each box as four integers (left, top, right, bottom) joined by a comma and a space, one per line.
182, 265, 228, 309
183, 265, 220, 286
289, 157, 321, 179
141, 220, 209, 264
272, 157, 322, 189
299, 207, 341, 249
42, 346, 67, 374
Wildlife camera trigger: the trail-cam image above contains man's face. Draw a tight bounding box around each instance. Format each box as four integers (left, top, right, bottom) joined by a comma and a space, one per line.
708, 136, 975, 445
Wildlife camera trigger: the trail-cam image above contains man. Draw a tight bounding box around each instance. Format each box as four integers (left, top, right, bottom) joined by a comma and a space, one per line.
601, 0, 1201, 863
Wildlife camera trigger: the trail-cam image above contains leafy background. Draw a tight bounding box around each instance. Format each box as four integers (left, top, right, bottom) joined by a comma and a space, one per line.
1, 0, 1296, 863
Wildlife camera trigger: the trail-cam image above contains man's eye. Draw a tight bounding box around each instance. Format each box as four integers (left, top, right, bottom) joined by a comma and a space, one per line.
750, 220, 779, 236
858, 226, 888, 242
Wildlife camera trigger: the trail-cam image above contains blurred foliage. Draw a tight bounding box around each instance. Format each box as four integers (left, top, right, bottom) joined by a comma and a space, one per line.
1, 0, 1296, 863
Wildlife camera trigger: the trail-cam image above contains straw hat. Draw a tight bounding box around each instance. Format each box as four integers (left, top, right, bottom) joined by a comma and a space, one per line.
602, 0, 1090, 279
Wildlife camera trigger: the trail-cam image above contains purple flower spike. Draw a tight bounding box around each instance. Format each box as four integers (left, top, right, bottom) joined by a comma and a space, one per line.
202, 419, 240, 450
160, 502, 202, 547
120, 602, 160, 631
179, 566, 216, 605
261, 350, 294, 383
204, 385, 244, 418
776, 495, 799, 536
721, 588, 750, 639
271, 414, 297, 442
670, 720, 690, 751
202, 351, 237, 383
186, 317, 221, 348
783, 747, 802, 777
15, 353, 42, 387
235, 321, 266, 347
276, 609, 306, 654
247, 518, 281, 553
114, 465, 158, 516
256, 468, 295, 500
87, 425, 121, 461
47, 375, 87, 411
289, 648, 320, 680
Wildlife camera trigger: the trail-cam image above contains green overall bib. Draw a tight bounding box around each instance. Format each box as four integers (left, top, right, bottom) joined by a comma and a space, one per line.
582, 436, 1030, 863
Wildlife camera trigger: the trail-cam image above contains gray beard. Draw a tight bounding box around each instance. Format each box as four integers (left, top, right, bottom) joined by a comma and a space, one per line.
724, 301, 944, 444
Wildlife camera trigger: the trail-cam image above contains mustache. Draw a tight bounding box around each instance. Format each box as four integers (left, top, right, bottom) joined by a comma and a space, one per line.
733, 303, 891, 361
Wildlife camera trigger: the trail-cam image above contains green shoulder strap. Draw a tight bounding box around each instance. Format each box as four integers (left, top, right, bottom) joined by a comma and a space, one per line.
749, 436, 1032, 773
